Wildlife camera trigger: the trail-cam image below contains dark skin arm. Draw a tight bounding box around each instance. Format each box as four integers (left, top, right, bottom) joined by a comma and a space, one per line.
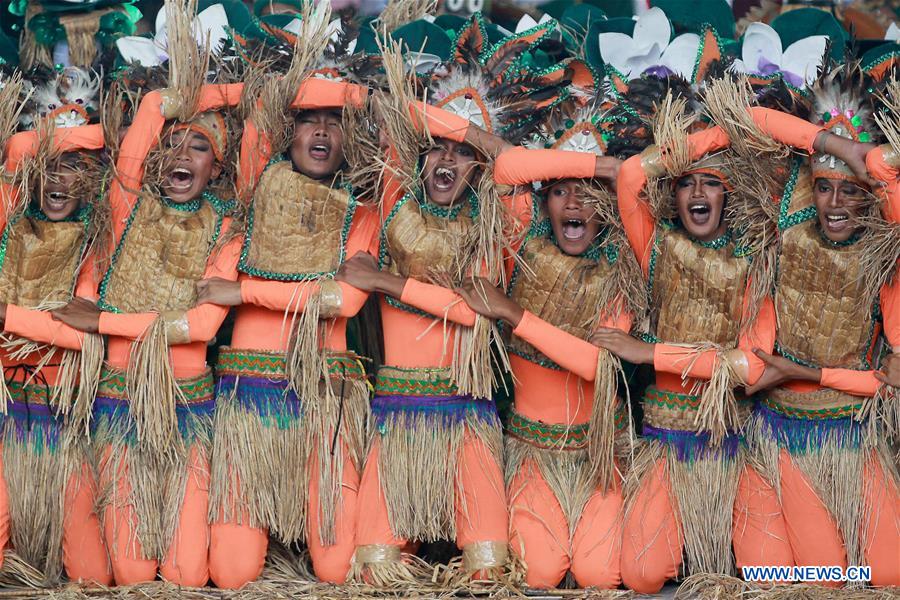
744, 349, 821, 396
813, 132, 879, 188
594, 157, 623, 190
0, 303, 5, 327
334, 251, 406, 298
589, 327, 655, 365
875, 353, 900, 387
50, 297, 101, 333
454, 277, 523, 328
196, 277, 242, 306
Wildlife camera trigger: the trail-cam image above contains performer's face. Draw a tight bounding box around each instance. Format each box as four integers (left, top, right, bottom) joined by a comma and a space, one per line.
290, 109, 345, 180
422, 138, 478, 207
674, 173, 726, 242
41, 153, 82, 221
545, 179, 602, 256
163, 130, 222, 203
813, 177, 867, 243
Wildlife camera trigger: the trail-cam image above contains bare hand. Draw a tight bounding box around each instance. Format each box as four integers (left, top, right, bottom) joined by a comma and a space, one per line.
595, 156, 623, 189
454, 277, 522, 326
196, 277, 242, 306
875, 353, 900, 388
818, 133, 879, 188
335, 251, 382, 292
744, 349, 820, 396
589, 327, 654, 365
51, 298, 101, 333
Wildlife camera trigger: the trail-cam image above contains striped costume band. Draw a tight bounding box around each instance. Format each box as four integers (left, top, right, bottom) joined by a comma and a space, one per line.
215, 347, 367, 426
506, 406, 628, 451
642, 385, 752, 434
216, 346, 367, 381
94, 366, 216, 441
755, 400, 864, 455
372, 366, 497, 431
3, 380, 61, 452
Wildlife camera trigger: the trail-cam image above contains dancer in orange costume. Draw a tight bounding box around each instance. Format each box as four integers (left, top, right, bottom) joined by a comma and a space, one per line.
10, 76, 246, 586
335, 16, 569, 583
0, 70, 111, 586
600, 97, 836, 592
735, 65, 900, 588
194, 64, 375, 585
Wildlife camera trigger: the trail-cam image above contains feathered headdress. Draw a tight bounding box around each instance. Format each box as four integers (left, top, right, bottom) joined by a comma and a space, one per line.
426, 13, 570, 143
809, 62, 876, 184
19, 67, 101, 130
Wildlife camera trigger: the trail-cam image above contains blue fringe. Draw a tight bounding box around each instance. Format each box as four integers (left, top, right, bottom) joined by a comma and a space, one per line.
755, 403, 863, 456
643, 424, 742, 463
216, 374, 302, 429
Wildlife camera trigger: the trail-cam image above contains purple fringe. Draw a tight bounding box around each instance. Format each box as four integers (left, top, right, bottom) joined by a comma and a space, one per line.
371, 394, 499, 432
643, 424, 742, 463
755, 403, 863, 455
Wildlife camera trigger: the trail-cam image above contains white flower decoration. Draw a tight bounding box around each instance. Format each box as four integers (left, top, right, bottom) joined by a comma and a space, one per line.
598, 7, 701, 81
514, 13, 553, 34
54, 109, 87, 128
731, 22, 827, 87
116, 3, 229, 66
887, 23, 899, 42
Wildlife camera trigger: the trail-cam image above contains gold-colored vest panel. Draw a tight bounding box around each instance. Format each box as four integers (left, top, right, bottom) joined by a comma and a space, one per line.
102, 195, 218, 313
651, 228, 747, 347
0, 218, 84, 306
243, 162, 350, 276
776, 220, 874, 369
383, 199, 474, 281
509, 237, 614, 363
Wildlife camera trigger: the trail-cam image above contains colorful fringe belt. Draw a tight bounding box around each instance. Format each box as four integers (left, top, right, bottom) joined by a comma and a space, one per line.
506, 406, 628, 451
4, 379, 60, 454
94, 366, 216, 442
642, 386, 742, 462
371, 365, 498, 432
756, 392, 864, 455
215, 347, 367, 425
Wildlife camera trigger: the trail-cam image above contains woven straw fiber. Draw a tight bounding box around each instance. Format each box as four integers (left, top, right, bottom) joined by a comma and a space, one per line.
102, 195, 218, 312
508, 237, 615, 365
383, 199, 474, 282
776, 220, 874, 369
651, 228, 747, 346
0, 219, 84, 306
243, 162, 352, 277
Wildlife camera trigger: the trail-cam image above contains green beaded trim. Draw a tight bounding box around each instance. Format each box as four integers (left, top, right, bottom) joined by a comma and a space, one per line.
762, 397, 861, 421
97, 191, 234, 313
378, 190, 478, 316
238, 159, 357, 281
5, 380, 54, 405
689, 24, 722, 84
97, 367, 215, 404
374, 367, 458, 397
217, 347, 366, 379
161, 196, 201, 212
861, 50, 900, 77
643, 385, 701, 411
817, 227, 861, 247
777, 158, 815, 231
507, 411, 589, 450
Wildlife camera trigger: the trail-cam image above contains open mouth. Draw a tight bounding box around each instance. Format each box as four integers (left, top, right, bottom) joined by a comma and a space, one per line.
165, 167, 194, 194
309, 143, 331, 161
824, 212, 849, 232
562, 218, 587, 241
688, 201, 711, 225
432, 166, 456, 192
44, 190, 69, 211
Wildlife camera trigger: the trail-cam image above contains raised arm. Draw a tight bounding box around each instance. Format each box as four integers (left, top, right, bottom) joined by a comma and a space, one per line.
494, 147, 599, 186
866, 144, 900, 223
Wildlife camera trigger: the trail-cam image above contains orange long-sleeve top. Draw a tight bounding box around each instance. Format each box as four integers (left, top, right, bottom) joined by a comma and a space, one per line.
4, 86, 245, 379
398, 145, 636, 424
0, 125, 106, 386
229, 78, 376, 353
613, 108, 823, 396
377, 104, 536, 371
770, 131, 900, 398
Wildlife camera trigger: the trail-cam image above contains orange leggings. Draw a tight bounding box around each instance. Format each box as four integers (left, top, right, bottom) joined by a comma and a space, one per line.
356, 431, 508, 550
208, 445, 360, 588
775, 450, 900, 587
508, 459, 622, 589
0, 448, 112, 584
621, 460, 793, 594
101, 444, 210, 587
